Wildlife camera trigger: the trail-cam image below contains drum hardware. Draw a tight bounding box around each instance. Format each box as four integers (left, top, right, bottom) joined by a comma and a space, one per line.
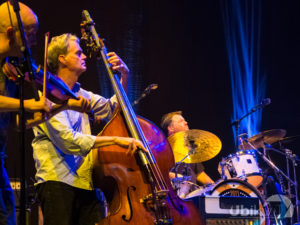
273, 135, 300, 145
171, 145, 195, 188
168, 130, 222, 199
244, 139, 300, 224
168, 129, 222, 163
171, 149, 196, 198
171, 176, 192, 184
184, 183, 215, 199
219, 158, 228, 180
283, 148, 300, 224
238, 129, 287, 151
231, 98, 271, 151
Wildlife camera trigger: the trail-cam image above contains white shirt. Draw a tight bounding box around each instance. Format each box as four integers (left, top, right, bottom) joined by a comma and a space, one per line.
32, 83, 117, 190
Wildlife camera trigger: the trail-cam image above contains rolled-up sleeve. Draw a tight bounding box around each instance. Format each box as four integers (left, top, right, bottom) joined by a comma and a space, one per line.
81, 89, 118, 122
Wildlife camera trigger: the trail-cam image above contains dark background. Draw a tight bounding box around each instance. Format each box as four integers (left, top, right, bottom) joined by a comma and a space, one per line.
4, 0, 300, 218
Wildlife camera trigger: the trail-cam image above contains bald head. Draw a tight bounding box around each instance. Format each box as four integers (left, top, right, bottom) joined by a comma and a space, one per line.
0, 1, 38, 32
0, 1, 38, 57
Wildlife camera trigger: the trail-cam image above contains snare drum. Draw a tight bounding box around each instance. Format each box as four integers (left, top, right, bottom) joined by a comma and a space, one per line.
211, 179, 270, 225
176, 181, 201, 199
219, 150, 263, 187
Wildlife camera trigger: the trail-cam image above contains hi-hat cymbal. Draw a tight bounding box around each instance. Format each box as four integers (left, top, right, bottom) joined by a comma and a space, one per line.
239, 129, 286, 150
168, 129, 222, 163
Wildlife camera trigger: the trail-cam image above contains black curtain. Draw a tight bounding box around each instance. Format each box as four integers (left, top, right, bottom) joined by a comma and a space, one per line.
5, 0, 300, 208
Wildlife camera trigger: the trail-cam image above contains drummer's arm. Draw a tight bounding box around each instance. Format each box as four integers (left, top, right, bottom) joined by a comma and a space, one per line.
196, 171, 214, 185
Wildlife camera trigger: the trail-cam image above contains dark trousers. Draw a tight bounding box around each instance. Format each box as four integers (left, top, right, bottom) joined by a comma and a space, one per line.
36, 181, 103, 225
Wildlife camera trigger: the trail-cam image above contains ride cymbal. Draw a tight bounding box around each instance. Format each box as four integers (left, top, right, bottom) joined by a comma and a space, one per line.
168, 129, 222, 163
239, 129, 286, 150
274, 135, 300, 145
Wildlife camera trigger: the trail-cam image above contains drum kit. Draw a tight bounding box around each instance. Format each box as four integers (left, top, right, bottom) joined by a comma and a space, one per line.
168, 129, 300, 225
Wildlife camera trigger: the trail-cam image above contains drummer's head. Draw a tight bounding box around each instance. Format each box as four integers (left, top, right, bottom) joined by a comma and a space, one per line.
0, 1, 38, 58
161, 111, 189, 136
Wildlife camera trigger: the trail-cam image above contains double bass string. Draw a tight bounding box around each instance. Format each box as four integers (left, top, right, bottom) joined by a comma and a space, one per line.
81, 10, 169, 193
112, 75, 168, 192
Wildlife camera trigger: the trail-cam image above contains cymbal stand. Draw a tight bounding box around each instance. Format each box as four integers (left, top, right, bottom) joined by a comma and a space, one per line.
256, 149, 295, 188
174, 147, 195, 178
172, 150, 194, 191
285, 148, 300, 224
285, 148, 292, 199
246, 141, 300, 224
244, 141, 295, 186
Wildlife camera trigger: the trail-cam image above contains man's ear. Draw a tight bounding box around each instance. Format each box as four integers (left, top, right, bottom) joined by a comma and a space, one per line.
6, 26, 15, 42
167, 125, 174, 135
58, 55, 66, 66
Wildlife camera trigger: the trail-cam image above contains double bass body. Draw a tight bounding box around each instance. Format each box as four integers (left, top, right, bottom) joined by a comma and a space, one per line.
93, 111, 204, 225
81, 10, 204, 225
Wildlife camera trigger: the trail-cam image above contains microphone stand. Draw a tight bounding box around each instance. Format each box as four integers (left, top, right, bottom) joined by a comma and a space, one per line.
231, 110, 255, 151
132, 84, 157, 107
231, 100, 269, 151
10, 1, 40, 224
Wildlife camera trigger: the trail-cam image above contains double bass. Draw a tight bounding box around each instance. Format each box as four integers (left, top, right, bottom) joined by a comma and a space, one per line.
80, 11, 204, 225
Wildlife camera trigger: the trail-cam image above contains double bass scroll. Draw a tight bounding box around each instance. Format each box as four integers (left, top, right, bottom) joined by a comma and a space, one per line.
81, 10, 204, 225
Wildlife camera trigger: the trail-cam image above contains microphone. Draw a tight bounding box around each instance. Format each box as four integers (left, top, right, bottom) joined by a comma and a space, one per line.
144, 83, 158, 94
251, 98, 271, 112
132, 84, 158, 106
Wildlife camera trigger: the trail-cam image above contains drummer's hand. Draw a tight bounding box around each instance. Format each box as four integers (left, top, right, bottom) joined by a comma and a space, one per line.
115, 137, 146, 156
169, 172, 183, 179
67, 96, 91, 113
24, 96, 51, 113
107, 52, 129, 75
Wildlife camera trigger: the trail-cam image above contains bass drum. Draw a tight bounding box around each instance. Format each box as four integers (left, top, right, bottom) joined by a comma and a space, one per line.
210, 179, 270, 225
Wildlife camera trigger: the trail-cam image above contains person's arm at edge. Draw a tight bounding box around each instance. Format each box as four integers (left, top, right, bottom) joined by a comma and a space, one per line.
0, 95, 50, 112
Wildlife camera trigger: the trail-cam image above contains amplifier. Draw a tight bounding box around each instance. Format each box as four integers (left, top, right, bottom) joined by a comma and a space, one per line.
9, 178, 38, 225
196, 196, 261, 225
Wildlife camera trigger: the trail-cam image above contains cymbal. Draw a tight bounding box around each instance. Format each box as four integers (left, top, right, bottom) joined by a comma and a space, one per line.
168, 129, 222, 163
239, 129, 286, 150
272, 135, 300, 145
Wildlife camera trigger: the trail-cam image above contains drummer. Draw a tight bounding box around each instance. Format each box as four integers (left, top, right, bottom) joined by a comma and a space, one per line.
161, 111, 214, 188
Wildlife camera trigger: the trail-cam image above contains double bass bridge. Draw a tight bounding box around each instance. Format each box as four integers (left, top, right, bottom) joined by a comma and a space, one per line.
140, 190, 173, 225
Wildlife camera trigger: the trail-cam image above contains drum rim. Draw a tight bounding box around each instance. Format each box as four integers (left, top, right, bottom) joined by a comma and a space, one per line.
211, 178, 270, 225
224, 151, 257, 159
